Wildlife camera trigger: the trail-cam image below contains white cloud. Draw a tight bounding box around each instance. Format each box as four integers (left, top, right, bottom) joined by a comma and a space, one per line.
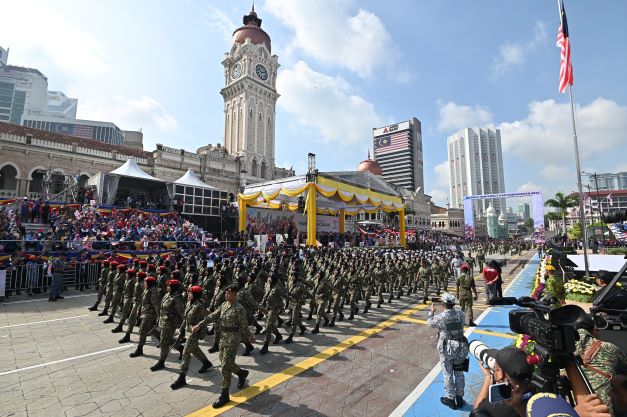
540, 164, 571, 179
499, 98, 627, 165
1, 1, 109, 79
81, 95, 178, 132
436, 101, 493, 133
490, 21, 547, 79
201, 4, 237, 43
276, 61, 383, 145
517, 182, 548, 194
265, 0, 403, 79
428, 161, 450, 205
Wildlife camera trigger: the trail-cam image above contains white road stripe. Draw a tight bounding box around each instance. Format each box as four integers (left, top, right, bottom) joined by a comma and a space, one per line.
0, 345, 133, 376
389, 254, 534, 417
0, 314, 90, 329
1, 293, 94, 305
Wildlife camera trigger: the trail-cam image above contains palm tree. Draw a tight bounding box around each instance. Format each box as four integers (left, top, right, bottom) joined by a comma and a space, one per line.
544, 192, 579, 234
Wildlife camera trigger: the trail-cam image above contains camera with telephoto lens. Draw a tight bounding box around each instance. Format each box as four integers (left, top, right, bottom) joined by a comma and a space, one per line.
469, 340, 496, 371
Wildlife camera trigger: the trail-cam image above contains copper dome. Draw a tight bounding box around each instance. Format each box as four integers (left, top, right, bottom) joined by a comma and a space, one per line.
232, 9, 271, 53
357, 152, 383, 176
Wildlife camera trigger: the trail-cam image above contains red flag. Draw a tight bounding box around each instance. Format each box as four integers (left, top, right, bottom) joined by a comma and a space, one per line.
556, 0, 574, 93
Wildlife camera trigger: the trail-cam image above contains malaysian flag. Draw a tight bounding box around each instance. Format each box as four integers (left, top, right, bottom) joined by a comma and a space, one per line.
73, 124, 95, 139
607, 193, 614, 207
556, 0, 574, 93
374, 131, 410, 155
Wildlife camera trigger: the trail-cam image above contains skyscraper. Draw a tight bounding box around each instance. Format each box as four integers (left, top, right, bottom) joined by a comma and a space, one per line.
372, 118, 423, 191
448, 127, 506, 215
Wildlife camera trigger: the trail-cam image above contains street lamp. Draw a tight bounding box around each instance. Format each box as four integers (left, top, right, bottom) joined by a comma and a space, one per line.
582, 171, 603, 248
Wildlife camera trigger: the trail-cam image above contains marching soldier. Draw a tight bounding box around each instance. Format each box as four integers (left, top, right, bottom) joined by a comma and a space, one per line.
455, 263, 478, 327
98, 260, 119, 317
103, 263, 127, 324
284, 272, 308, 343
192, 284, 253, 409
311, 270, 331, 334
126, 276, 160, 358
170, 285, 213, 390
150, 279, 185, 371
260, 273, 285, 354
112, 268, 138, 332
89, 259, 110, 311
417, 259, 431, 304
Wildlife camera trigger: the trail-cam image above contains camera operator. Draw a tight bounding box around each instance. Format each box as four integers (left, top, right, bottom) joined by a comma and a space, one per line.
427, 293, 469, 410
471, 346, 534, 417
575, 315, 627, 414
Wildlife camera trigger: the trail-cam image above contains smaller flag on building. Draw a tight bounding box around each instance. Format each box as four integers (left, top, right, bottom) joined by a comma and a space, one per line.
556, 0, 574, 93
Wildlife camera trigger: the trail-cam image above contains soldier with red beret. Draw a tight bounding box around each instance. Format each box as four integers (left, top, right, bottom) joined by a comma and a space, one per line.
103, 263, 127, 324
98, 260, 119, 317
127, 275, 160, 358
149, 278, 185, 371
89, 259, 111, 312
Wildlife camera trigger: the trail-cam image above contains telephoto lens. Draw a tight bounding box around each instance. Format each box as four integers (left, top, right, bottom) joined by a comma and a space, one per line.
469, 340, 496, 371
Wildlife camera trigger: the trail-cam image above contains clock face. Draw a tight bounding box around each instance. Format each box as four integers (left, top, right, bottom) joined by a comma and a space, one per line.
231, 63, 241, 80
255, 64, 268, 81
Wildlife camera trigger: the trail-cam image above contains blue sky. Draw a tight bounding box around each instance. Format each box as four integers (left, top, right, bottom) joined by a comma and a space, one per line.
2, 0, 626, 205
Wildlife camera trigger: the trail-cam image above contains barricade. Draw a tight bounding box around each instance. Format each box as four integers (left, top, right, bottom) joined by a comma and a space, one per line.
3, 261, 102, 294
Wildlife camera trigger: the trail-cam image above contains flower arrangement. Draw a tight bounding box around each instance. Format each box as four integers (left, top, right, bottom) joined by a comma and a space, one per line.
564, 279, 597, 303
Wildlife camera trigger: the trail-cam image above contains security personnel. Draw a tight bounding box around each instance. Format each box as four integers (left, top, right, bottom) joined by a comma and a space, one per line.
456, 263, 478, 327
427, 292, 468, 410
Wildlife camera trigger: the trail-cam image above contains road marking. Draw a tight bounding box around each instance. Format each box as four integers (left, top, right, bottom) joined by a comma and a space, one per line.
0, 314, 90, 329
186, 302, 430, 417
1, 293, 94, 305
389, 253, 535, 417
0, 345, 133, 376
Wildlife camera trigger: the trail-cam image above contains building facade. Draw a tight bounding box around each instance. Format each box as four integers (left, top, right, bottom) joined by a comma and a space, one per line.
584, 172, 627, 191
448, 127, 506, 216
221, 8, 279, 185
372, 118, 423, 191
22, 115, 125, 145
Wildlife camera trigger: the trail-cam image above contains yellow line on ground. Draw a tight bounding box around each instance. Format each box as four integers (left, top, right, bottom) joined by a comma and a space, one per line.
186, 303, 430, 417
397, 317, 517, 340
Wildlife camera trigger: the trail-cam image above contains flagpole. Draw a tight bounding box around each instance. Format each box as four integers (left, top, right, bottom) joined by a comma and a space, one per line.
567, 85, 590, 279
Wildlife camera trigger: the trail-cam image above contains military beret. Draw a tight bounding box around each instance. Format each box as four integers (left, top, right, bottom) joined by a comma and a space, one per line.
102, 260, 110, 265
139, 260, 147, 266
110, 261, 118, 267
158, 265, 167, 271
137, 271, 147, 278
117, 264, 126, 270
189, 285, 202, 294
167, 279, 181, 286
147, 264, 156, 271
127, 269, 137, 275
146, 276, 157, 283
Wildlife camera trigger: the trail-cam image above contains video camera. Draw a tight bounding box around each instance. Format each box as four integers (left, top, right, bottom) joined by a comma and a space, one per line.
483, 296, 593, 398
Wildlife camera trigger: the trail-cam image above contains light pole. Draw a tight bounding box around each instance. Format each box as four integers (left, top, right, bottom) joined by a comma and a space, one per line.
582, 172, 603, 248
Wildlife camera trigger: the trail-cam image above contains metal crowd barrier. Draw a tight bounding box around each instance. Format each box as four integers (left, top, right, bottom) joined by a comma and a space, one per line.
0, 239, 248, 253
3, 262, 101, 294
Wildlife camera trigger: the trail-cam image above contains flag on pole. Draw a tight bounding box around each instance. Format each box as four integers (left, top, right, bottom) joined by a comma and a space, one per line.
556, 0, 574, 93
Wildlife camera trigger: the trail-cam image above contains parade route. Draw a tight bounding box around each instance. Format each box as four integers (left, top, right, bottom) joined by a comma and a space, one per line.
0, 251, 531, 417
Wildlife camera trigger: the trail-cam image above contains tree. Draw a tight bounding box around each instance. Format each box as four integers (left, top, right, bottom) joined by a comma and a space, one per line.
544, 192, 579, 234
524, 217, 534, 228
568, 222, 582, 240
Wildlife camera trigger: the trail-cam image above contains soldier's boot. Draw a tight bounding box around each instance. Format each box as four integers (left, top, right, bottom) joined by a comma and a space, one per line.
212, 388, 230, 408
387, 294, 393, 303
338, 311, 344, 321
88, 303, 99, 311
277, 316, 284, 327
354, 306, 359, 315
259, 342, 269, 355
129, 344, 143, 358
455, 396, 465, 408
237, 369, 249, 389
468, 321, 477, 327
440, 397, 457, 410
150, 359, 166, 372
307, 310, 313, 321
322, 317, 329, 327
362, 304, 369, 314
97, 308, 109, 317
208, 339, 220, 353
170, 372, 187, 390
198, 359, 213, 374
207, 326, 215, 336
254, 322, 263, 335
273, 330, 283, 344
242, 342, 254, 356
328, 317, 336, 327
284, 332, 294, 344
176, 344, 184, 361
299, 324, 306, 336
423, 296, 428, 304
103, 315, 114, 324
311, 324, 320, 334
348, 312, 354, 320
118, 332, 131, 344
111, 323, 124, 333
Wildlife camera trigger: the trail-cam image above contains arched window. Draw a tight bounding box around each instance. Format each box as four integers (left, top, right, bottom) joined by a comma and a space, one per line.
0, 165, 18, 190
260, 160, 267, 179
251, 159, 258, 177
51, 172, 65, 195
29, 170, 44, 193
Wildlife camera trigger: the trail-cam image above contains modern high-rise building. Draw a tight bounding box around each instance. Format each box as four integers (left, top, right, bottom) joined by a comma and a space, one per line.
22, 115, 125, 145
584, 172, 627, 191
372, 118, 423, 191
448, 127, 506, 215
515, 203, 531, 219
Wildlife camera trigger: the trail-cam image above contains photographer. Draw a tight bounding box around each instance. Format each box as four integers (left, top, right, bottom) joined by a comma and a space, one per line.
471, 346, 534, 417
427, 293, 469, 410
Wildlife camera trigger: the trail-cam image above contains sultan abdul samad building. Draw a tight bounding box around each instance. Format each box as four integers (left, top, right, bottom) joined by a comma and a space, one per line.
0, 7, 292, 202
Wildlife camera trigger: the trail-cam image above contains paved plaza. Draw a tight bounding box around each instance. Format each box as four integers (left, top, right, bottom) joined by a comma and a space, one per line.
1, 252, 531, 417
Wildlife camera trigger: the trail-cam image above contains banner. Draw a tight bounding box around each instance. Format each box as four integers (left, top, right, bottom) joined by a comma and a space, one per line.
246, 207, 339, 234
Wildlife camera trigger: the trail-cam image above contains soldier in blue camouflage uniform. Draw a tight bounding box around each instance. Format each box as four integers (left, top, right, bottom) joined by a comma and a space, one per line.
192, 284, 253, 409
427, 292, 468, 410
170, 285, 213, 390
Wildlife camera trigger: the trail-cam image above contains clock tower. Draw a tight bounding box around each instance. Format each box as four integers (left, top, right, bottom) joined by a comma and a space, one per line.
221, 7, 279, 181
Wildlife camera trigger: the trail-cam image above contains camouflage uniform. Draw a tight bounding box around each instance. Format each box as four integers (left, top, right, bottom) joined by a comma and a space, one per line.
312, 273, 332, 331
107, 268, 127, 318
180, 298, 211, 374
418, 263, 431, 303
157, 291, 185, 361
286, 278, 309, 337
101, 265, 119, 313
199, 301, 251, 390
262, 283, 285, 345
455, 272, 475, 324
575, 328, 627, 410
117, 273, 137, 326
91, 263, 110, 309
136, 284, 160, 346
427, 306, 467, 403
